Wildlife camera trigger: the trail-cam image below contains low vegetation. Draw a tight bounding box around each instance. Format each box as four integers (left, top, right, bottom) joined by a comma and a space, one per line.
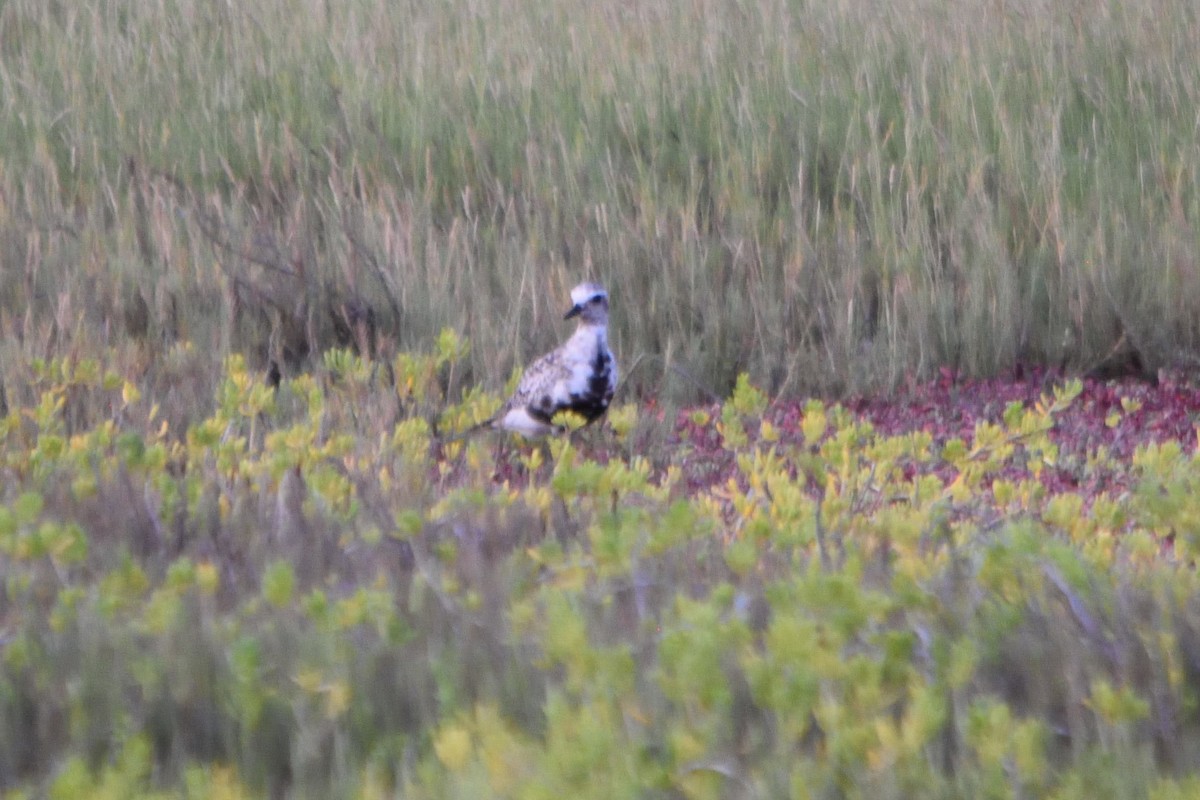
4, 346, 1200, 798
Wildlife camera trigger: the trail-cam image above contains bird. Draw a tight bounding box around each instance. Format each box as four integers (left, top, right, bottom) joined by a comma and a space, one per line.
485, 281, 617, 438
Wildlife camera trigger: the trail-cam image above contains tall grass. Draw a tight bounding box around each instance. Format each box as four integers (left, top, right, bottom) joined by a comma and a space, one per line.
1, 0, 1198, 413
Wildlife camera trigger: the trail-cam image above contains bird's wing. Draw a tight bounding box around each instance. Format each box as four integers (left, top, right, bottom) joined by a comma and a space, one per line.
504, 349, 574, 422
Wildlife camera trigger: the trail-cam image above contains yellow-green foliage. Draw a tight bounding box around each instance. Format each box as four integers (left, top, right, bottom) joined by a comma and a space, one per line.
3, 352, 1200, 798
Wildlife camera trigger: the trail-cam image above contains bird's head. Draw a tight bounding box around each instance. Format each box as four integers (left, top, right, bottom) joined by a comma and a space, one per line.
564, 282, 609, 324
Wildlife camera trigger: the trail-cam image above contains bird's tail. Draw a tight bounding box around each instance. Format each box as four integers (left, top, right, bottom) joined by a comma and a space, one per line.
438, 417, 496, 444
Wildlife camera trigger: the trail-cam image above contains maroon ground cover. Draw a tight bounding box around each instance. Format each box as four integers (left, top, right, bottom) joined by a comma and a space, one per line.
668, 367, 1200, 500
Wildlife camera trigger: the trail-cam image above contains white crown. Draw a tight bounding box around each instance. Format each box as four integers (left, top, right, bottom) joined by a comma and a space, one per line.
570, 281, 607, 307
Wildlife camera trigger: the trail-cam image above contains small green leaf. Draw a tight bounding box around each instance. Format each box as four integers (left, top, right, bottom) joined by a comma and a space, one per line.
262, 561, 296, 608
14, 492, 44, 525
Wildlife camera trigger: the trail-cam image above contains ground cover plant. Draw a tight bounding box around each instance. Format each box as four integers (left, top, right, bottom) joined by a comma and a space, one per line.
5, 348, 1200, 798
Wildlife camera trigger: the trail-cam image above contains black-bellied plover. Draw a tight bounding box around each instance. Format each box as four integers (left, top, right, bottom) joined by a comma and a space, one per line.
490, 281, 617, 437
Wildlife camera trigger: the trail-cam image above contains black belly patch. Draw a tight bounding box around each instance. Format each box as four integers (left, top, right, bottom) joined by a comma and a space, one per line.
530, 395, 557, 423
566, 349, 613, 422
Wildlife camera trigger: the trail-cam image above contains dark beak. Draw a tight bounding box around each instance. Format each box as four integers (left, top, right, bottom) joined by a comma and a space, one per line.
564, 304, 582, 320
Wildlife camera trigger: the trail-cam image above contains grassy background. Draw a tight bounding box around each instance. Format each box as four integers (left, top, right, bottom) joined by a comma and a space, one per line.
2, 0, 1198, 415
